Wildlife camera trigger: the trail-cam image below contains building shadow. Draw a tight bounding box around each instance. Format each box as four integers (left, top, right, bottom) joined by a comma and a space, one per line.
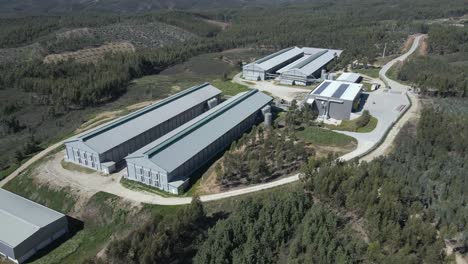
25, 216, 84, 263
355, 93, 369, 112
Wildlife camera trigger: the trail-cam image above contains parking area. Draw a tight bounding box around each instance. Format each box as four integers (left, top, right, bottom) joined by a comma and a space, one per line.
337, 88, 409, 160
233, 73, 311, 102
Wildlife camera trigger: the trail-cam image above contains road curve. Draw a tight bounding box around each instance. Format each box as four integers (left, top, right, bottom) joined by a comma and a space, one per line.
1, 35, 423, 205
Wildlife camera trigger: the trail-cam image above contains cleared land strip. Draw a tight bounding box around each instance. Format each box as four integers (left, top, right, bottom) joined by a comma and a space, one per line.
1, 35, 423, 204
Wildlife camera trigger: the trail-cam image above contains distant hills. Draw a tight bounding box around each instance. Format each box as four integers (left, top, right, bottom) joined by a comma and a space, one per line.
0, 0, 310, 14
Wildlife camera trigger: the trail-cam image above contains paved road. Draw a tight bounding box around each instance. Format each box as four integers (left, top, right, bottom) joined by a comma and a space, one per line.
1, 35, 423, 205
338, 34, 423, 160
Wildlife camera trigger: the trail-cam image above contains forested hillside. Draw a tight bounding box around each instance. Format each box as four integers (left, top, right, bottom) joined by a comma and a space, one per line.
396, 25, 468, 96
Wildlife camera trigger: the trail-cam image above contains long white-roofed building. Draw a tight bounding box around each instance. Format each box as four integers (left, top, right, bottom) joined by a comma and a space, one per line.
64, 83, 222, 174
306, 80, 362, 120
0, 189, 68, 264
278, 48, 343, 85
125, 89, 273, 194
242, 47, 304, 81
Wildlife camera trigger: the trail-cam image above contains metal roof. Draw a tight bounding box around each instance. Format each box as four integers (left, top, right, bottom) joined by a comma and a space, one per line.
0, 189, 65, 247
127, 90, 273, 172
336, 72, 362, 83
251, 47, 303, 71
282, 50, 339, 76
66, 83, 221, 154
310, 80, 362, 101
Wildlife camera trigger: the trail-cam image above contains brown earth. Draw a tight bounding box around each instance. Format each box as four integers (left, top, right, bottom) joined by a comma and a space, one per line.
44, 41, 135, 64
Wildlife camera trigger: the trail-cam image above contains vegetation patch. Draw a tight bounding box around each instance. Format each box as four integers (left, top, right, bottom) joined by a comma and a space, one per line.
211, 79, 249, 96
3, 168, 76, 213
0, 163, 18, 181
352, 67, 380, 78
296, 127, 357, 147
327, 110, 378, 133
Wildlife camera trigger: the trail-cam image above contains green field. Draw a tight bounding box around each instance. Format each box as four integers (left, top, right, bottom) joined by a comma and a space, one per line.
295, 126, 357, 147
352, 68, 380, 79
211, 79, 249, 96
3, 168, 76, 213
327, 115, 378, 133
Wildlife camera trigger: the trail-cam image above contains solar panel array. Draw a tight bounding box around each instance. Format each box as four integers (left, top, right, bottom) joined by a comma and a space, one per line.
313, 81, 331, 94
331, 84, 350, 98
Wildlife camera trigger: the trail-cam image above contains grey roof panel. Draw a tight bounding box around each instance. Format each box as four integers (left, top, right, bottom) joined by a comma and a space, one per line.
253, 47, 304, 71
0, 189, 65, 247
313, 81, 331, 94
67, 83, 221, 154
309, 80, 362, 101
331, 84, 350, 98
127, 90, 272, 172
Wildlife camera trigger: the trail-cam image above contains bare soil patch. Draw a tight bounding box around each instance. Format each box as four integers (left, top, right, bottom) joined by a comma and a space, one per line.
401, 35, 415, 53
418, 35, 429, 56
44, 42, 135, 64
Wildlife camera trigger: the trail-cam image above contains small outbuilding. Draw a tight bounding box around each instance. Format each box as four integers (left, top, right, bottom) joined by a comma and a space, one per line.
336, 72, 362, 83
306, 80, 363, 120
0, 189, 68, 264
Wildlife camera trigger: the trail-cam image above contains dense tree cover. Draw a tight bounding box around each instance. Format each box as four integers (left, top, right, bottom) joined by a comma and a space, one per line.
0, 39, 234, 107
428, 26, 468, 55
94, 197, 207, 264
302, 98, 468, 261
0, 15, 121, 48
217, 102, 318, 187
218, 124, 310, 187
398, 56, 468, 97
194, 192, 366, 264
396, 25, 468, 96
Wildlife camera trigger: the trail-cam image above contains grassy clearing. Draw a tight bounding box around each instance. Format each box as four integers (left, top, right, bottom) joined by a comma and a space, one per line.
120, 177, 178, 197
352, 68, 380, 79
295, 127, 357, 147
327, 115, 378, 133
362, 82, 373, 92
30, 192, 136, 264
211, 79, 249, 96
61, 159, 95, 174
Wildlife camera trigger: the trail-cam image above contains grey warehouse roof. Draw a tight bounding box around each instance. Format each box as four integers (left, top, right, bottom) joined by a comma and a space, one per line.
65, 83, 222, 154
311, 80, 362, 101
279, 49, 342, 76
249, 47, 303, 71
0, 189, 65, 247
126, 89, 272, 172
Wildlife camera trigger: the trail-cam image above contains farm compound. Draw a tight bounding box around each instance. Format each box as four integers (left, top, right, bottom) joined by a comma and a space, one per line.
243, 46, 342, 85
125, 89, 273, 194
64, 83, 222, 174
